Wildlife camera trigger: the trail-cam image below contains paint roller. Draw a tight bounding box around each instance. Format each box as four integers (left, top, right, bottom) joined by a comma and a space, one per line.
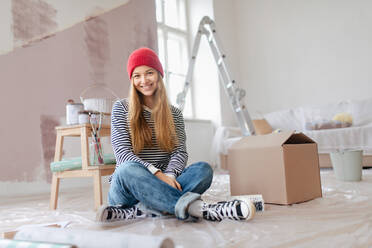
230, 194, 265, 212
0, 238, 76, 248
13, 227, 174, 248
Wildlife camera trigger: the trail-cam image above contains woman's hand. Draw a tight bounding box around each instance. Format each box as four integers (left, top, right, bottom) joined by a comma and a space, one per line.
155, 171, 182, 191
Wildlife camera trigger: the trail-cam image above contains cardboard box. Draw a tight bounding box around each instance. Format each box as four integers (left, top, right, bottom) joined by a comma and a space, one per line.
228, 131, 322, 205
220, 153, 229, 170
252, 119, 273, 135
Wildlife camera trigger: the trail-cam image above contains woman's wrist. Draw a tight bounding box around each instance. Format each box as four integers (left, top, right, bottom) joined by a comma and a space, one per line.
148, 164, 161, 175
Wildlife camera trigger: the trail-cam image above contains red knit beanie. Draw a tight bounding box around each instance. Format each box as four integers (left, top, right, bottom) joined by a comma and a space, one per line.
127, 47, 164, 79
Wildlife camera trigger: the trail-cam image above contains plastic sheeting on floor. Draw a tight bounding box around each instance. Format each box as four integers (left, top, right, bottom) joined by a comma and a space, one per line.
1, 169, 372, 247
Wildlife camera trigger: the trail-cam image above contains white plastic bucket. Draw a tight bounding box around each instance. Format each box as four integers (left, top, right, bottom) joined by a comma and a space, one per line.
80, 84, 119, 114
82, 98, 113, 114
330, 150, 363, 181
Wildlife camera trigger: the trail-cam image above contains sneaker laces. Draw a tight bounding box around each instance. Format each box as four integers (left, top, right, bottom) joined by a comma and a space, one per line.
202, 200, 244, 221
106, 206, 141, 221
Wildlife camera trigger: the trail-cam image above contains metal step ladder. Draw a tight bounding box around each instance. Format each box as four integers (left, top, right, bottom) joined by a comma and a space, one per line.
176, 16, 256, 136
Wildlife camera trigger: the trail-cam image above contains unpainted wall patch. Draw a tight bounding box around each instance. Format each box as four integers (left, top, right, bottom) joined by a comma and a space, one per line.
84, 11, 110, 84
40, 115, 61, 183
11, 0, 58, 47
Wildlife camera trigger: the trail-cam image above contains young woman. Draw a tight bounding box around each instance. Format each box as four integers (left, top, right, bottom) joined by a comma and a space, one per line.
97, 47, 255, 222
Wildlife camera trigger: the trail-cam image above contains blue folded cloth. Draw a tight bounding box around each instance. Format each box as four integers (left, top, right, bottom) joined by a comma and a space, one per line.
50, 154, 116, 172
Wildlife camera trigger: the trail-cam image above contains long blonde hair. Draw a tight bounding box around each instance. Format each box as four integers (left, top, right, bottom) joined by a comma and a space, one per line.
128, 74, 177, 154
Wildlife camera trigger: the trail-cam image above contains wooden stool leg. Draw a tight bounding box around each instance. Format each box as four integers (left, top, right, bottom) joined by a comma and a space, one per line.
93, 170, 103, 210
81, 126, 89, 170
54, 134, 64, 162
50, 174, 60, 210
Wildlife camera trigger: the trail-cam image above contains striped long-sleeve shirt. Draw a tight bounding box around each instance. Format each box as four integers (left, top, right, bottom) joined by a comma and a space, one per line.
110, 99, 188, 180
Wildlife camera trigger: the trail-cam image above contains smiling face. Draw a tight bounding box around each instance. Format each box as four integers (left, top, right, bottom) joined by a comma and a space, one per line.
132, 65, 159, 102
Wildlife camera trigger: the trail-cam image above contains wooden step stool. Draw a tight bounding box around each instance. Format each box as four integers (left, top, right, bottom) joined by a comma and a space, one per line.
49, 124, 115, 210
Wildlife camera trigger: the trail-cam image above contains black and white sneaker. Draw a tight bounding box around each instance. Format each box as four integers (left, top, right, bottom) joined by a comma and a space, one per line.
96, 205, 146, 223
202, 199, 255, 222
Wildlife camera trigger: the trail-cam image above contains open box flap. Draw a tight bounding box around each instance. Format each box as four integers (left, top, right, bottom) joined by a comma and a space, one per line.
230, 131, 295, 150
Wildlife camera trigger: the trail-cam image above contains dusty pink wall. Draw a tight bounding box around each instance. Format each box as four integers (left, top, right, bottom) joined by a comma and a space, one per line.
0, 0, 157, 182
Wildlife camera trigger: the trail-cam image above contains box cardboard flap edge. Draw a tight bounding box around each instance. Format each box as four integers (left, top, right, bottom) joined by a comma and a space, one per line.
229, 131, 296, 150
230, 131, 317, 151
284, 132, 316, 145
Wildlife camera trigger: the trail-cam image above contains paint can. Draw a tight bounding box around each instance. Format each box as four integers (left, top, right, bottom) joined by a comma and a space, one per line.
88, 111, 111, 126
78, 111, 90, 124
66, 100, 84, 125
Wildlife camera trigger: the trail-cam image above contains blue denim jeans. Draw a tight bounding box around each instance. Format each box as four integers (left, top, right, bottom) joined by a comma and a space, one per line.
108, 161, 213, 220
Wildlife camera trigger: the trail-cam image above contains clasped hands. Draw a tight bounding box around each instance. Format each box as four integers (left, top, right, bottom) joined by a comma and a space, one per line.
155, 171, 182, 191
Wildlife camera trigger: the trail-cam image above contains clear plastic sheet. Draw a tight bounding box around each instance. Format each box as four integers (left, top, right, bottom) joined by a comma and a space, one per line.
1, 169, 372, 247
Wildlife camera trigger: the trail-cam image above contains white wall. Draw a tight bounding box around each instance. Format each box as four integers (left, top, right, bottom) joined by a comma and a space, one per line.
213, 0, 242, 127
214, 0, 372, 121
187, 0, 222, 125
